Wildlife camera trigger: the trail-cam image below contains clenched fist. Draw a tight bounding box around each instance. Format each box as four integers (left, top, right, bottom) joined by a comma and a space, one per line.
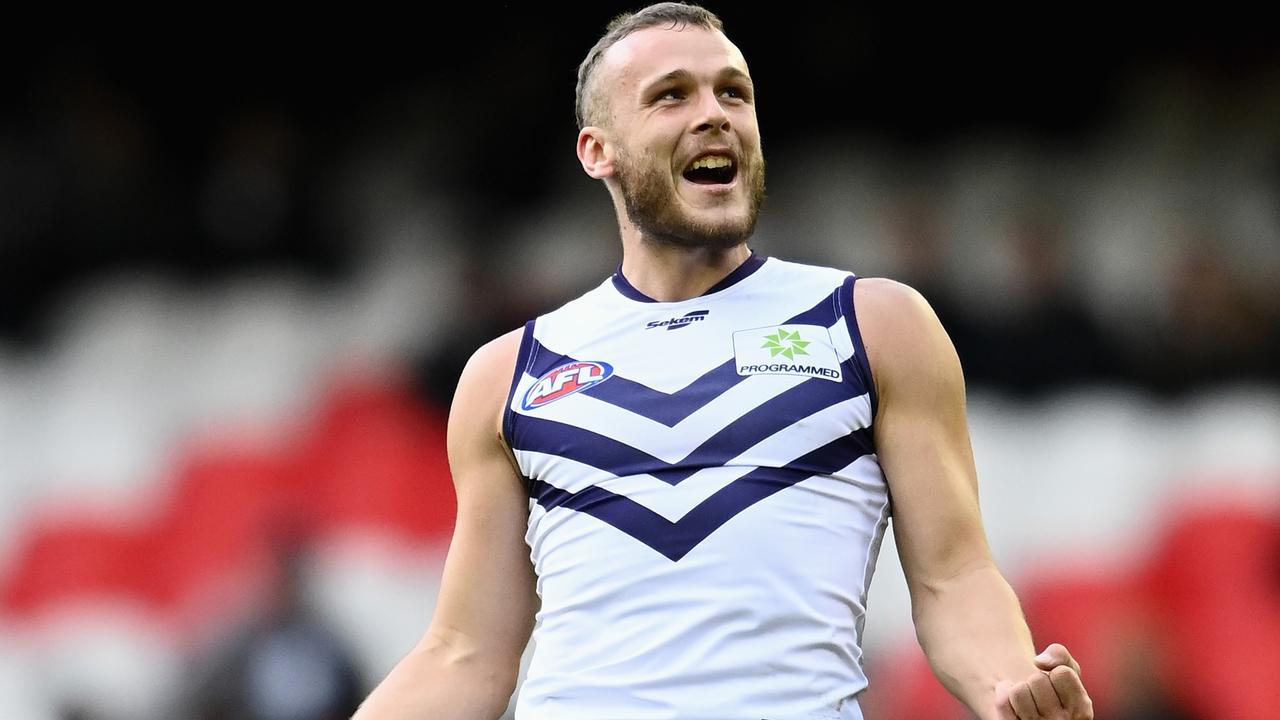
994, 643, 1093, 720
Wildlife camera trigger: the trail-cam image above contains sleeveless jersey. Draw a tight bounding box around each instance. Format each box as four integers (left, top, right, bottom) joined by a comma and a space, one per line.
505, 254, 889, 720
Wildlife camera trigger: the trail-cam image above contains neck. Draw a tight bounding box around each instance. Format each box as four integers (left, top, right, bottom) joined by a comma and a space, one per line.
618, 231, 752, 302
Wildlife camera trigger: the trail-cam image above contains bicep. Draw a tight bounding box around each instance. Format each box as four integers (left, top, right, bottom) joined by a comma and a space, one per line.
422, 331, 537, 670
857, 280, 993, 594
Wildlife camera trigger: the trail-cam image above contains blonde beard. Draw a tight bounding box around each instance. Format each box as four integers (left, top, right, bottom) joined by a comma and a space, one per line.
613, 144, 765, 249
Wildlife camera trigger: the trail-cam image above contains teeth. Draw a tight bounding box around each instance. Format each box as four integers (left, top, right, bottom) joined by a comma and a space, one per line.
689, 155, 733, 171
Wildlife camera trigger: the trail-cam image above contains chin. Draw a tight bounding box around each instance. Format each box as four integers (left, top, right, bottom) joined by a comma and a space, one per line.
688, 205, 754, 234
621, 174, 762, 249
670, 214, 757, 249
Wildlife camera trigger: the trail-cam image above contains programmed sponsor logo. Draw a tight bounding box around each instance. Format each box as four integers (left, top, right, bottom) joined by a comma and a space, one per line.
646, 309, 709, 331
732, 324, 842, 382
522, 361, 614, 410
738, 362, 840, 379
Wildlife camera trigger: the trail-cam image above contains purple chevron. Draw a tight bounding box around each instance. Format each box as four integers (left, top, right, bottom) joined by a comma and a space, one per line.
529, 431, 875, 561
509, 377, 869, 485
526, 286, 847, 427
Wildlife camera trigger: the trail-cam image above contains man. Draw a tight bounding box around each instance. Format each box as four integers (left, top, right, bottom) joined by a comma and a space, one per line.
353, 4, 1094, 719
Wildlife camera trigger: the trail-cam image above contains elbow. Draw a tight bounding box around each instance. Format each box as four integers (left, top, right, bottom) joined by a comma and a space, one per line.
414, 631, 521, 707
908, 559, 1005, 617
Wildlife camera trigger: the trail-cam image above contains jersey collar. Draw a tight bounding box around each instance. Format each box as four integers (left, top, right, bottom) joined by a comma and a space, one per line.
611, 251, 767, 303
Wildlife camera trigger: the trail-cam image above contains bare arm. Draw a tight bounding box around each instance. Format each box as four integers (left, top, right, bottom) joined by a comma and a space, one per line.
352, 329, 538, 720
856, 279, 1092, 720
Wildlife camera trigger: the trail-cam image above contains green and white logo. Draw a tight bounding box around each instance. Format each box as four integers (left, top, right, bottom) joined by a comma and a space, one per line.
733, 324, 842, 382
761, 329, 810, 360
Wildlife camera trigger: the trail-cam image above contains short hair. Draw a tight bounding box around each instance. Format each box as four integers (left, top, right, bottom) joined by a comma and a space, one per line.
575, 2, 725, 129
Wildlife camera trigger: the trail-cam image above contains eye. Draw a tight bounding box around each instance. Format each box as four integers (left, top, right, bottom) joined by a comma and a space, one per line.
720, 85, 751, 101
657, 88, 685, 101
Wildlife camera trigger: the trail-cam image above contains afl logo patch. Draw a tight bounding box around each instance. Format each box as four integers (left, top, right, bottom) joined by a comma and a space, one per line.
522, 361, 614, 410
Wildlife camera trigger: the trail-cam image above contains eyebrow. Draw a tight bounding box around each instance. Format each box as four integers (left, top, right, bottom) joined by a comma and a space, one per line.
640, 67, 753, 97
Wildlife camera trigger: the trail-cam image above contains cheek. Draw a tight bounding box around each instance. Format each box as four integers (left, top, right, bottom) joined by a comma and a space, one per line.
629, 120, 682, 156
735, 112, 762, 142
634, 144, 677, 179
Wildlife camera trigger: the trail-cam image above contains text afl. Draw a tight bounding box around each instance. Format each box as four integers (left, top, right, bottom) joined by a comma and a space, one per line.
522, 361, 614, 410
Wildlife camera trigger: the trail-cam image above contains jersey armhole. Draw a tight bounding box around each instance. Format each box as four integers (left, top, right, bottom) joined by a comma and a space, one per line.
501, 319, 539, 454
840, 275, 879, 420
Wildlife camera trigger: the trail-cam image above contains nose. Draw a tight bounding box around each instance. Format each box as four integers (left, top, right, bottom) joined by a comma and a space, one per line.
693, 89, 731, 134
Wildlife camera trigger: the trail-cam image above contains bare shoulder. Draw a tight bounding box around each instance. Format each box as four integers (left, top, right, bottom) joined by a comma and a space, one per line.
449, 327, 525, 454
855, 278, 957, 394
852, 277, 938, 338
457, 327, 524, 390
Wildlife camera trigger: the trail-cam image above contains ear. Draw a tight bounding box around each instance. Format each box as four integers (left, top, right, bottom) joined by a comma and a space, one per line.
577, 127, 614, 179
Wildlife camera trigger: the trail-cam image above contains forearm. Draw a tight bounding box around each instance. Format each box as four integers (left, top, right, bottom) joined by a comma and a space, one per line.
352, 632, 517, 720
911, 561, 1037, 720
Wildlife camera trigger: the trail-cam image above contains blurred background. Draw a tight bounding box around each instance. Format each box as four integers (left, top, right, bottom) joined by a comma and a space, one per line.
1, 4, 1278, 720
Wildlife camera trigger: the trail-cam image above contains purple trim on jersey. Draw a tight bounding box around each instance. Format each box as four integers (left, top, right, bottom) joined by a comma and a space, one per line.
611, 252, 767, 303
842, 276, 879, 419
524, 287, 847, 427
529, 430, 874, 561
510, 376, 867, 484
502, 320, 539, 452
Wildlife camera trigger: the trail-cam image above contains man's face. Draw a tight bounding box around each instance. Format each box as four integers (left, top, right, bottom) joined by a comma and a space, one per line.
595, 26, 765, 249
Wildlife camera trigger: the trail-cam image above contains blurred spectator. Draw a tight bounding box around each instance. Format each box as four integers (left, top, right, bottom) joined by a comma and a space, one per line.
885, 197, 1129, 396
187, 534, 363, 720
1108, 627, 1201, 720
884, 191, 985, 376
415, 247, 551, 408
198, 109, 304, 267
0, 52, 166, 347
975, 207, 1121, 394
1144, 238, 1280, 394
58, 703, 106, 720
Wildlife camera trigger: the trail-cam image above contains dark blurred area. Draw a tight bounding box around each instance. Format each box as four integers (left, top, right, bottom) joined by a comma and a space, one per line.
3, 7, 1277, 407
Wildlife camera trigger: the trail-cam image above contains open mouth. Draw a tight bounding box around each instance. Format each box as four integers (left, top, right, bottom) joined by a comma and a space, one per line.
681, 154, 737, 186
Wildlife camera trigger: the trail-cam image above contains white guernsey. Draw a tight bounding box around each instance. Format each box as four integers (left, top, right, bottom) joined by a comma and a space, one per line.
505, 255, 886, 720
